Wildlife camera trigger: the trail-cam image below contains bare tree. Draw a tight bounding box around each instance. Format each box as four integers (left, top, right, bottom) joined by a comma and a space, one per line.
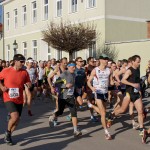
97, 44, 119, 61
42, 21, 97, 60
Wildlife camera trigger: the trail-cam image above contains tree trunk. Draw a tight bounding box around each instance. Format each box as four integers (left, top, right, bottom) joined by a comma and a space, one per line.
69, 51, 73, 61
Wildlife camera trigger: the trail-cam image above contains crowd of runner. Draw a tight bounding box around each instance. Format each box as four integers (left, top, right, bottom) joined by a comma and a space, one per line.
0, 53, 150, 146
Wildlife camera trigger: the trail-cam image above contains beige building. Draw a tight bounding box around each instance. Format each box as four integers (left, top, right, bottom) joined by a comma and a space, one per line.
0, 23, 3, 58
1, 0, 150, 75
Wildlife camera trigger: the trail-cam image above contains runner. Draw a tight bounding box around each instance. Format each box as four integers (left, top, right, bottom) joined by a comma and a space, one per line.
48, 57, 67, 125
108, 62, 117, 109
113, 58, 139, 129
37, 61, 45, 98
25, 58, 38, 116
49, 61, 82, 137
86, 57, 98, 122
113, 59, 128, 110
43, 60, 53, 98
108, 55, 146, 143
74, 57, 86, 108
51, 58, 57, 70
0, 54, 31, 145
87, 54, 114, 140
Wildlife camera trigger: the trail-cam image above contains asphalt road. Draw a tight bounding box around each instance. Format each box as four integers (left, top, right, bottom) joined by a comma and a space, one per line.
0, 97, 150, 150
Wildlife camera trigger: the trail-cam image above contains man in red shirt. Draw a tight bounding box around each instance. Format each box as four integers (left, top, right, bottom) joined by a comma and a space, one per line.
0, 54, 31, 145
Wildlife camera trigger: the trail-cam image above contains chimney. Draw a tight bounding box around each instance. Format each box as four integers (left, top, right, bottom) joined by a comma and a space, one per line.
147, 21, 150, 38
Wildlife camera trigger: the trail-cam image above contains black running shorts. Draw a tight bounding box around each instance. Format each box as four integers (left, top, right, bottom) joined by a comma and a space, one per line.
5, 101, 23, 116
126, 92, 141, 102
94, 93, 108, 102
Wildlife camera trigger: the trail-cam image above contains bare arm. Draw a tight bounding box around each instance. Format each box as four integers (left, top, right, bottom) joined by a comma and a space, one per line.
115, 69, 124, 83
148, 73, 150, 84
87, 69, 96, 92
121, 70, 140, 89
0, 81, 8, 92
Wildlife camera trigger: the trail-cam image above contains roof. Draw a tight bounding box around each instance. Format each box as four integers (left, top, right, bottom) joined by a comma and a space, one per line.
0, 0, 12, 5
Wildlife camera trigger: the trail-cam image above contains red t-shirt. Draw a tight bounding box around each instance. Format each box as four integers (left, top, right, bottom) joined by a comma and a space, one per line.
0, 67, 31, 104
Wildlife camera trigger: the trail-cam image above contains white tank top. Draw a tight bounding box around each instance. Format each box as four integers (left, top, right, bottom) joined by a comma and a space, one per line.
93, 67, 110, 94
38, 67, 44, 80
26, 68, 36, 84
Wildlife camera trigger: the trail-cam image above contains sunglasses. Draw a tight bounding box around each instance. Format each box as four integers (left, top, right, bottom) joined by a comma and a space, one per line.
78, 61, 83, 62
20, 60, 25, 63
103, 58, 109, 60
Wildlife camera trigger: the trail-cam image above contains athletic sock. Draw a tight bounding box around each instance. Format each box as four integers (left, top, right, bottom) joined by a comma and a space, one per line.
73, 126, 78, 132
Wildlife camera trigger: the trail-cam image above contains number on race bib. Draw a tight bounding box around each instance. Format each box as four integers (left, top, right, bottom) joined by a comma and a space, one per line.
100, 79, 108, 89
67, 87, 74, 96
9, 88, 19, 99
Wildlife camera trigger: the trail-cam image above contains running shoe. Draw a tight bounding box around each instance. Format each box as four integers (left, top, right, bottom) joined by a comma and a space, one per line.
139, 129, 145, 136
74, 130, 82, 137
91, 116, 98, 122
49, 115, 55, 128
105, 132, 112, 140
53, 120, 58, 126
106, 119, 113, 128
66, 115, 72, 121
28, 110, 33, 116
132, 122, 140, 130
4, 131, 13, 146
142, 129, 148, 144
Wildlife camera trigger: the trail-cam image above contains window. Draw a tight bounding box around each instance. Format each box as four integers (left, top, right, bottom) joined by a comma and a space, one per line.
14, 9, 18, 29
56, 50, 62, 60
56, 0, 62, 17
88, 41, 96, 57
32, 40, 37, 60
22, 6, 27, 26
6, 12, 10, 30
87, 0, 96, 8
32, 1, 37, 23
43, 0, 48, 20
71, 0, 77, 13
22, 42, 27, 58
6, 45, 10, 61
48, 46, 51, 60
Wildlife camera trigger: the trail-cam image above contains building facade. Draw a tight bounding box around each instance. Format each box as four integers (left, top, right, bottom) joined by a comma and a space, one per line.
1, 0, 105, 61
1, 0, 150, 75
0, 23, 3, 58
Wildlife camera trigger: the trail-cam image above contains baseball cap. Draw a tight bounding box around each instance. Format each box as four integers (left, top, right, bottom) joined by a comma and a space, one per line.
67, 61, 76, 67
99, 54, 109, 60
13, 54, 26, 61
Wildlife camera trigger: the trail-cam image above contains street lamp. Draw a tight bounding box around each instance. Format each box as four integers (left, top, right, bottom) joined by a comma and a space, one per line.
13, 40, 18, 55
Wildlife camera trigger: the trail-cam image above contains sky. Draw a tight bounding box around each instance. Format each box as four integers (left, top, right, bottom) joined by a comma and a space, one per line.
0, 5, 2, 23
0, 0, 3, 23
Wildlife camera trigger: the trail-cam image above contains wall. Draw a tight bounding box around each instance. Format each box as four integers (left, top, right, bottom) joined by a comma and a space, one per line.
109, 40, 150, 76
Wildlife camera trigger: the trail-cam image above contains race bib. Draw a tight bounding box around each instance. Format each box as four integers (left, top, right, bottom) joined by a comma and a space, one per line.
134, 84, 140, 93
67, 87, 74, 96
134, 88, 139, 93
99, 79, 108, 89
9, 88, 19, 98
